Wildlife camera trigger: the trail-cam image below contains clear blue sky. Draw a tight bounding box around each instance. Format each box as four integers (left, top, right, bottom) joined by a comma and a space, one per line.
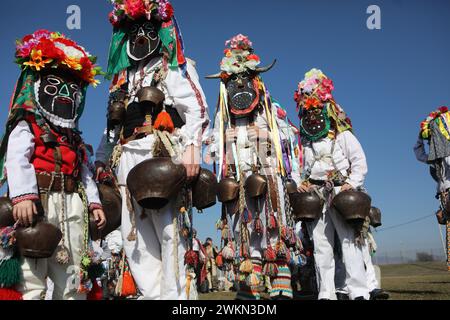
0, 0, 449, 256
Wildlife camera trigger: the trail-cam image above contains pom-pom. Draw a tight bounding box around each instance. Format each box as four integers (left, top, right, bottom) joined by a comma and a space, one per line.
0, 258, 21, 288
215, 253, 224, 268
56, 246, 70, 265
263, 262, 279, 278
184, 250, 199, 267
276, 241, 289, 261
120, 271, 137, 297
264, 247, 277, 262
222, 243, 235, 260
0, 288, 23, 300
243, 209, 252, 224
268, 214, 277, 230
154, 110, 175, 133
245, 273, 260, 287
239, 259, 254, 274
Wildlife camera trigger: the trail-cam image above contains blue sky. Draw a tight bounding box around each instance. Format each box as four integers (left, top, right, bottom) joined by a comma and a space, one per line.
0, 0, 449, 256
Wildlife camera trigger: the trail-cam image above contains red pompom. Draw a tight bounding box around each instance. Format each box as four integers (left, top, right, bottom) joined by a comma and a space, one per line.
154, 110, 175, 133
87, 281, 103, 301
0, 288, 23, 300
184, 250, 199, 267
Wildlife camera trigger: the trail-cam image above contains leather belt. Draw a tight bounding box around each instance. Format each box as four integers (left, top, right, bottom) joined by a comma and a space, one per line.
120, 125, 154, 145
309, 179, 345, 187
36, 174, 78, 194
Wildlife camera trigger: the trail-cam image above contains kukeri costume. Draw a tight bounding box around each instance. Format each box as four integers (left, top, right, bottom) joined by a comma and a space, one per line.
414, 106, 450, 271
295, 69, 371, 300
207, 35, 302, 300
0, 30, 103, 300
95, 0, 209, 300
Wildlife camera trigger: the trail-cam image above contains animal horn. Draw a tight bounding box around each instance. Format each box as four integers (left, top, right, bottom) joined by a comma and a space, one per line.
255, 59, 277, 73
205, 72, 222, 79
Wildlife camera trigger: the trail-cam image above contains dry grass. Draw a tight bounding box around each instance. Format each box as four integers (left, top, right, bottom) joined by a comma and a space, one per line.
200, 261, 450, 300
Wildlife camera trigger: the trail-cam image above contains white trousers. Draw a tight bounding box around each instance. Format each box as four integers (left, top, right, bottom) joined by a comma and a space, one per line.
307, 206, 369, 300
18, 192, 86, 300
362, 240, 379, 292
118, 136, 188, 300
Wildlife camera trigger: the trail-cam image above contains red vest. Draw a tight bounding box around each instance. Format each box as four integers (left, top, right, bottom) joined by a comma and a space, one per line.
28, 120, 83, 179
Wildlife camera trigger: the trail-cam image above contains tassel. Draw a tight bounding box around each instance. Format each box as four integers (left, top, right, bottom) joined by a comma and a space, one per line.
239, 259, 254, 274
216, 253, 224, 268
0, 258, 21, 288
184, 250, 199, 267
245, 273, 260, 287
263, 262, 279, 278
154, 110, 175, 133
120, 271, 137, 297
265, 247, 277, 262
127, 228, 137, 242
268, 213, 277, 230
87, 280, 104, 301
243, 209, 252, 224
254, 217, 264, 235
0, 288, 23, 300
276, 241, 289, 261
221, 226, 229, 241
222, 243, 235, 261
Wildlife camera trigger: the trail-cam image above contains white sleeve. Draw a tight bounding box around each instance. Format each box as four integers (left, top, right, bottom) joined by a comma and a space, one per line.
6, 121, 39, 203
337, 131, 368, 189
413, 138, 429, 164
166, 60, 210, 148
81, 163, 102, 208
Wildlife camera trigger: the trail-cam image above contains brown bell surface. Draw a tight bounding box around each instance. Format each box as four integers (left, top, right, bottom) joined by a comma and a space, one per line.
332, 190, 372, 222
245, 174, 268, 199
290, 192, 323, 222
15, 220, 62, 259
217, 177, 240, 203
436, 209, 447, 226
369, 206, 382, 228
90, 184, 122, 241
0, 197, 14, 228
127, 157, 187, 210
137, 87, 165, 108
192, 168, 218, 211
285, 179, 298, 195
108, 101, 126, 126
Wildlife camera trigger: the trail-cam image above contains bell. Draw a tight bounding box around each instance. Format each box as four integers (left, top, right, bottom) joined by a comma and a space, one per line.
290, 192, 323, 222
192, 169, 218, 211
0, 197, 14, 228
245, 174, 268, 199
369, 206, 382, 228
90, 184, 122, 241
136, 87, 165, 109
217, 178, 240, 203
108, 101, 126, 127
127, 158, 187, 210
285, 179, 298, 195
15, 220, 63, 259
332, 190, 372, 222
436, 209, 447, 226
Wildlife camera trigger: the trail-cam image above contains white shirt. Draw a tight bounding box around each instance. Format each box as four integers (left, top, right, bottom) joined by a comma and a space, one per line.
302, 130, 368, 189
6, 121, 101, 205
414, 138, 450, 193
96, 57, 209, 164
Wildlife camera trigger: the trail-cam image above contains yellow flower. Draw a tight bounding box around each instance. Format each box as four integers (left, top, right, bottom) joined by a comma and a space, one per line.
23, 49, 53, 71
62, 56, 82, 71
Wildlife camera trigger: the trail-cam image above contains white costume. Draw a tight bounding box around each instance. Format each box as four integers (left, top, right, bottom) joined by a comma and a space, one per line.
6, 121, 101, 301
302, 130, 370, 300
96, 58, 209, 300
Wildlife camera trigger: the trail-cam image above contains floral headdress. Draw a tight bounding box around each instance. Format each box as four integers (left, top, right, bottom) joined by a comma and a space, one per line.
294, 68, 334, 110
109, 0, 174, 26
420, 106, 450, 140
295, 68, 352, 135
107, 0, 186, 78
220, 34, 261, 76
15, 30, 102, 86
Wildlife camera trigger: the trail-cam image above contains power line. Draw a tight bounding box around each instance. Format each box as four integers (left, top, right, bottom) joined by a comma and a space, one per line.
375, 213, 435, 232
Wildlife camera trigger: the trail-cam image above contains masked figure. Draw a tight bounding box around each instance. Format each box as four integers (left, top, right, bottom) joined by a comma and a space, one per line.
206, 35, 302, 300
95, 0, 209, 300
0, 30, 105, 300
296, 68, 371, 300
414, 106, 450, 271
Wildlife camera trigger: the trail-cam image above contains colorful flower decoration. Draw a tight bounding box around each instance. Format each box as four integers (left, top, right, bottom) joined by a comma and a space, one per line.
15, 30, 102, 86
294, 68, 335, 108
109, 0, 174, 26
420, 106, 450, 140
220, 34, 261, 76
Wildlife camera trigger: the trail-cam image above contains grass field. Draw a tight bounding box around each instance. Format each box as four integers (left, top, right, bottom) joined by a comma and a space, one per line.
200, 261, 450, 300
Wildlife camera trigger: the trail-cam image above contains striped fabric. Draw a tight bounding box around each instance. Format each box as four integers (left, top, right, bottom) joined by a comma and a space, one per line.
236, 258, 263, 300
269, 261, 293, 299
